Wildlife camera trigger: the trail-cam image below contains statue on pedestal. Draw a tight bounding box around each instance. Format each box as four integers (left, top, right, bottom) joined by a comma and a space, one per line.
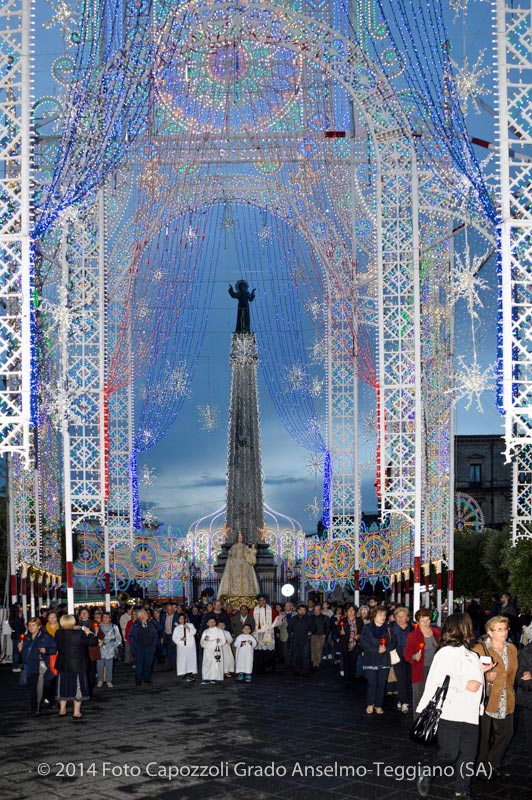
218, 531, 260, 600
228, 280, 255, 333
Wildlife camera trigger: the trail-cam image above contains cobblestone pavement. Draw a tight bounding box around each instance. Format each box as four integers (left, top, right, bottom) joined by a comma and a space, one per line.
0, 659, 529, 800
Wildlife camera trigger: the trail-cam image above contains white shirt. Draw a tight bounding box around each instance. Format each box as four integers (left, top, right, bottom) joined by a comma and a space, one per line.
417, 645, 484, 724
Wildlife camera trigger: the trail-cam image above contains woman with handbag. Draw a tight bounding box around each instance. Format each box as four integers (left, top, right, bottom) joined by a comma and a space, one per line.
416, 613, 494, 800
360, 606, 397, 715
473, 615, 518, 779
18, 617, 57, 716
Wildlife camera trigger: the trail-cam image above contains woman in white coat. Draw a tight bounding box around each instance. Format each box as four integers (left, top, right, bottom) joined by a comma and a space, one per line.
172, 613, 197, 683
416, 612, 495, 800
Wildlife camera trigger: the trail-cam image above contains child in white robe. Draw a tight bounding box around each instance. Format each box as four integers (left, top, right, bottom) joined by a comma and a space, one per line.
217, 622, 235, 677
200, 618, 226, 685
234, 624, 257, 682
172, 613, 197, 682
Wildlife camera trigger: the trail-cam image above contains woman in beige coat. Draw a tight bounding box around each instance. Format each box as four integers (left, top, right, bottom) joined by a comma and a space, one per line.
473, 615, 518, 779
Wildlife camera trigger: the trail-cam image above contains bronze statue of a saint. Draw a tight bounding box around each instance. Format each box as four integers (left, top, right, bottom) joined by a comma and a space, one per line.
228, 280, 256, 333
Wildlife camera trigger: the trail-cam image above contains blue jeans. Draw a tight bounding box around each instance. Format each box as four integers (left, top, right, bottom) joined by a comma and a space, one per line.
365, 668, 388, 707
12, 641, 23, 667
97, 658, 114, 684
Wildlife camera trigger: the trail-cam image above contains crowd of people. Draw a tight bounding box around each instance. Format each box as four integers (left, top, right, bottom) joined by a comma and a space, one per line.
7, 591, 532, 795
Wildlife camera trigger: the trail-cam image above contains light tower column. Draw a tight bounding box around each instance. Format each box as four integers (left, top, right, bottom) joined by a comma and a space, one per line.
225, 332, 265, 543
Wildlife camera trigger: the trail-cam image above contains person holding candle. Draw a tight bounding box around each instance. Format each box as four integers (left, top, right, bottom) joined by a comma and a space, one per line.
405, 606, 440, 719
360, 606, 397, 714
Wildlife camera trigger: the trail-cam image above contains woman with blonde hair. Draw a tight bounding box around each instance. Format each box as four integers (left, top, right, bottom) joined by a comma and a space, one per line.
55, 614, 97, 719
473, 615, 518, 779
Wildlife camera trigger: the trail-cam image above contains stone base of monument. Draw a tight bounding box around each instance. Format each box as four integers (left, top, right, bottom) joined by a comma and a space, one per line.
219, 594, 259, 609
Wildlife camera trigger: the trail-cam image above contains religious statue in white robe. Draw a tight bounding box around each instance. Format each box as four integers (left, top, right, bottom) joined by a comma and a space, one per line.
172, 622, 197, 676
200, 625, 226, 681
234, 633, 257, 676
218, 531, 260, 598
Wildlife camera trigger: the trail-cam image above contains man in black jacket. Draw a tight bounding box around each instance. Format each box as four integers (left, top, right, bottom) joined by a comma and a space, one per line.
159, 604, 180, 671
231, 605, 255, 638
288, 605, 315, 676
310, 603, 330, 670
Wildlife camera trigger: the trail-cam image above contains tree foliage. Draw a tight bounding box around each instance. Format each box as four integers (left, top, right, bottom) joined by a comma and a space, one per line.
503, 538, 532, 613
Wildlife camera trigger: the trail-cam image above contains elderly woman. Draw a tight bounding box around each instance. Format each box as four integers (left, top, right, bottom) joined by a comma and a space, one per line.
96, 612, 121, 688
18, 617, 57, 715
55, 614, 97, 718
404, 607, 441, 719
473, 615, 518, 779
389, 606, 414, 713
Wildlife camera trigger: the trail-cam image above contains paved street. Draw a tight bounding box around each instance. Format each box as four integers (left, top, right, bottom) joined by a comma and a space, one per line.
0, 659, 529, 800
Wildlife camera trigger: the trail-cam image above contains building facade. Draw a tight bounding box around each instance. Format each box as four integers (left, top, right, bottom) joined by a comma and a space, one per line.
455, 435, 512, 530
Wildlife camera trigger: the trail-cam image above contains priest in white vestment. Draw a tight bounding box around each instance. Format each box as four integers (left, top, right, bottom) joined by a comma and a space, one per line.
253, 595, 279, 672
172, 614, 197, 681
200, 619, 226, 684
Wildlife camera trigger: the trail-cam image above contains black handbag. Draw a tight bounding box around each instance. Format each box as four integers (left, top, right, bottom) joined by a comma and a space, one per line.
409, 674, 450, 745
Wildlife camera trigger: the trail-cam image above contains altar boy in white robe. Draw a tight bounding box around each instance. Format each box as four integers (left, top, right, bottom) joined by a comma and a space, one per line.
200, 618, 226, 685
234, 624, 257, 682
217, 622, 235, 677
172, 613, 197, 683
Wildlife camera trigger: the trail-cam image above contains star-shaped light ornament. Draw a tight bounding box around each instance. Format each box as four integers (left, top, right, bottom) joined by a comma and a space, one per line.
306, 496, 322, 517
198, 404, 220, 432
48, 384, 82, 427
258, 225, 273, 243
286, 364, 307, 392
309, 375, 323, 398
141, 464, 156, 487
170, 364, 192, 399
142, 428, 153, 446
451, 50, 491, 115
42, 0, 79, 38
448, 0, 468, 20
306, 453, 324, 477
142, 510, 158, 528
451, 357, 495, 412
231, 336, 258, 365
452, 246, 490, 318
